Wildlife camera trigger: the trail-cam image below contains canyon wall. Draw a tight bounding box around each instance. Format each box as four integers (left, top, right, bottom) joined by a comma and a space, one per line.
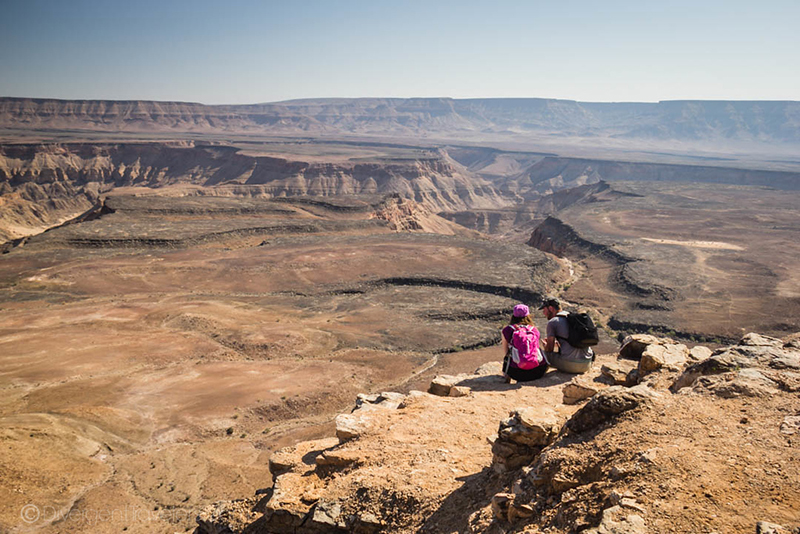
0, 142, 506, 243
2, 97, 799, 145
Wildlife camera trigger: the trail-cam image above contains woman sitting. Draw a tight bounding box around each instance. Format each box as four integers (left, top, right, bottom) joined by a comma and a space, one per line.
501, 304, 549, 382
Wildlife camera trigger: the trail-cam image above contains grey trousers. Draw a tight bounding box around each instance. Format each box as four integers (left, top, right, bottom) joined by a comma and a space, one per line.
544, 351, 593, 374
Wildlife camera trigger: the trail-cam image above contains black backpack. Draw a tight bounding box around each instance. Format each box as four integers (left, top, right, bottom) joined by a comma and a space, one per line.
559, 312, 599, 349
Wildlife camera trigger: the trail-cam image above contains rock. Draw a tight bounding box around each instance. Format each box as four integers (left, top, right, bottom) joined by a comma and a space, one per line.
429, 375, 458, 396
490, 492, 535, 522
608, 490, 635, 506
601, 361, 637, 385
449, 385, 471, 397
584, 505, 647, 534
355, 393, 381, 406
196, 497, 261, 534
567, 385, 661, 433
491, 492, 513, 520
688, 345, 713, 362
619, 334, 671, 360
309, 499, 345, 529
639, 343, 688, 375
771, 353, 800, 370
756, 521, 797, 534
626, 368, 641, 386
355, 391, 405, 410
492, 407, 561, 471
697, 368, 778, 398
637, 448, 659, 464
506, 407, 561, 445
315, 449, 365, 469
671, 352, 755, 392
269, 447, 299, 481
780, 416, 800, 435
619, 497, 646, 513
475, 361, 503, 375
507, 502, 535, 521
563, 376, 601, 404
355, 511, 383, 532
740, 333, 783, 347
397, 390, 429, 408
335, 412, 374, 442
550, 474, 581, 492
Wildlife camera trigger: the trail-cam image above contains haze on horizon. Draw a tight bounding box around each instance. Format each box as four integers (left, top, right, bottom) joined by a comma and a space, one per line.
1, 0, 799, 105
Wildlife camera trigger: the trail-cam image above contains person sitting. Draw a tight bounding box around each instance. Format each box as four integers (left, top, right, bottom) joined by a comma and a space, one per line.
501, 304, 549, 382
539, 297, 593, 374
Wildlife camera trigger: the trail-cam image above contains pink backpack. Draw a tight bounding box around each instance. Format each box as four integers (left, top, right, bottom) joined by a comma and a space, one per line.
509, 325, 544, 370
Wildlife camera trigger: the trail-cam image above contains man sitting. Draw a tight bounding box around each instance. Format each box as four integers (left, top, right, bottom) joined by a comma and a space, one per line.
539, 297, 594, 374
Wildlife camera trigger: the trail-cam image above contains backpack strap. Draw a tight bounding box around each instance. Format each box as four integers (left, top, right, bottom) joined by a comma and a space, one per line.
553, 312, 570, 344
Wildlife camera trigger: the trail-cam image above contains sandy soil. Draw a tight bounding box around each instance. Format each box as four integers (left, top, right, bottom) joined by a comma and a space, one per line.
0, 195, 559, 533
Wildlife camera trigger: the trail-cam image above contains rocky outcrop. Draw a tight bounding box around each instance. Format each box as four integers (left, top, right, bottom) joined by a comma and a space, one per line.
671, 332, 800, 396
491, 407, 562, 472
197, 333, 800, 534
371, 194, 467, 234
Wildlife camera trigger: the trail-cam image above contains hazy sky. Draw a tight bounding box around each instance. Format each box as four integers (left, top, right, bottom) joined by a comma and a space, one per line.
1, 0, 798, 104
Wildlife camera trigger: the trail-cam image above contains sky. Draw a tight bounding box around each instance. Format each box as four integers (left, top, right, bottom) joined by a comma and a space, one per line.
1, 0, 798, 105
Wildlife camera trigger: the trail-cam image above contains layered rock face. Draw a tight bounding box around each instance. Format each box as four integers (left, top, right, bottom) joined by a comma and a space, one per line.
0, 143, 507, 243
3, 97, 799, 144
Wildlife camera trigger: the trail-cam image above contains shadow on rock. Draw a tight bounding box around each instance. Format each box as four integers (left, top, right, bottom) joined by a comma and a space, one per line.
417, 467, 505, 534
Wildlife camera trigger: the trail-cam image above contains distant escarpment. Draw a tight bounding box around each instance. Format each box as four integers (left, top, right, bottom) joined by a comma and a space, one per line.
2, 97, 799, 145
489, 156, 800, 201
0, 142, 506, 243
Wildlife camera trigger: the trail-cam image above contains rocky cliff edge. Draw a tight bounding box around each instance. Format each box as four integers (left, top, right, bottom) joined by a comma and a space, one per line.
196, 333, 800, 534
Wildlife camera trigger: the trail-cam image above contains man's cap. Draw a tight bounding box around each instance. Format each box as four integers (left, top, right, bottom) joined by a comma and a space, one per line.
512, 304, 529, 317
538, 297, 560, 310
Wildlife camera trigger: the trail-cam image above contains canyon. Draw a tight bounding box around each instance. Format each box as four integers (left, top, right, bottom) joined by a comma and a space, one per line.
1, 97, 799, 533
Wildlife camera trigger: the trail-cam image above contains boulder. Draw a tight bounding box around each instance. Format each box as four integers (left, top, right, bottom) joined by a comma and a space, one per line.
335, 412, 374, 442
619, 334, 671, 360
563, 376, 602, 405
601, 361, 637, 385
567, 385, 661, 433
308, 499, 347, 530
638, 343, 688, 375
428, 375, 458, 396
688, 345, 713, 362
671, 352, 755, 392
740, 333, 783, 347
696, 368, 778, 398
449, 385, 471, 397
